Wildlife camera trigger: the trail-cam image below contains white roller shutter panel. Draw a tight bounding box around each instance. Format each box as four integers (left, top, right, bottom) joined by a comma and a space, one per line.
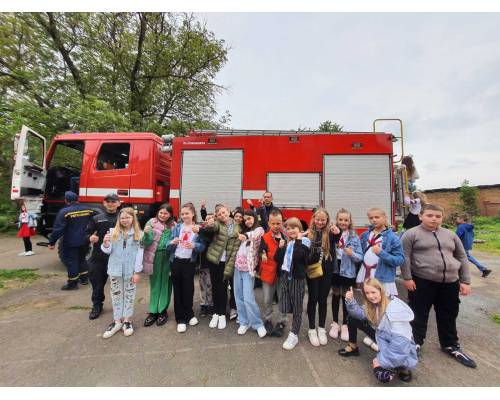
268, 173, 321, 208
324, 155, 392, 227
181, 150, 243, 219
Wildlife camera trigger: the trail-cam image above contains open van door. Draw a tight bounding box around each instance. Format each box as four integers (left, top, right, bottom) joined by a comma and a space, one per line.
11, 125, 47, 214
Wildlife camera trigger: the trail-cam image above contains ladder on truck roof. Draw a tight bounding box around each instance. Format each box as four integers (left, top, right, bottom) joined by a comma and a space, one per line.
189, 129, 385, 136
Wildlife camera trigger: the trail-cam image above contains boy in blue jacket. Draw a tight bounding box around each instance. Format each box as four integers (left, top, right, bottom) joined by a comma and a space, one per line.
456, 213, 491, 278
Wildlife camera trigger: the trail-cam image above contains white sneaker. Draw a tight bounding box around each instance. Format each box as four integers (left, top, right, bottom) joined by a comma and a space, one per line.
24, 251, 34, 256
209, 314, 219, 328
122, 321, 134, 337
283, 332, 299, 350
188, 317, 199, 326
363, 336, 379, 351
308, 329, 320, 347
217, 315, 226, 329
340, 324, 349, 342
102, 321, 123, 339
230, 309, 237, 320
329, 321, 340, 339
18, 251, 27, 256
257, 325, 267, 338
177, 323, 187, 333
237, 325, 250, 335
318, 327, 328, 345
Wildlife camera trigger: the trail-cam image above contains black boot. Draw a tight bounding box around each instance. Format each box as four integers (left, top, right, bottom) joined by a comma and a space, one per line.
89, 304, 103, 320
61, 281, 78, 290
272, 322, 285, 337
79, 276, 89, 285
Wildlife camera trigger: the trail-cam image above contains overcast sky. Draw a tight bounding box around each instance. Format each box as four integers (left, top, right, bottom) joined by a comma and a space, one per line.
199, 13, 500, 190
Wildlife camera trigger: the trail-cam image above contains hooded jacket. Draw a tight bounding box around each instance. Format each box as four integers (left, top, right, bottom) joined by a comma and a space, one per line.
456, 223, 474, 251
346, 296, 418, 370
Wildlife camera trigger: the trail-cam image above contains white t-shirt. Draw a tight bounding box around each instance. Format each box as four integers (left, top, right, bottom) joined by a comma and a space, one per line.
174, 224, 195, 259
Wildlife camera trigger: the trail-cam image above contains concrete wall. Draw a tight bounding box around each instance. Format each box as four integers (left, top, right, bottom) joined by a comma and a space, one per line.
424, 184, 500, 217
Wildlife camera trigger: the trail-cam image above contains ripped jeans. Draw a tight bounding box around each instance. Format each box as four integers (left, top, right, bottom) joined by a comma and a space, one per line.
110, 276, 137, 321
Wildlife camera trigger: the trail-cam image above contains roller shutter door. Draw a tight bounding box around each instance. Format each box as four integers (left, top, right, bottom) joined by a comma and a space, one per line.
181, 150, 243, 219
324, 155, 392, 227
268, 173, 321, 209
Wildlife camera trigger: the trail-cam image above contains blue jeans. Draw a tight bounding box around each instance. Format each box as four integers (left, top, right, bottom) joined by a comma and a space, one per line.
466, 250, 487, 272
233, 268, 264, 330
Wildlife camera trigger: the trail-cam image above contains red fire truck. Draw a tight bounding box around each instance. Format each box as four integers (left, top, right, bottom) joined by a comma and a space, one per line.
169, 123, 406, 230
11, 126, 172, 238
11, 120, 407, 237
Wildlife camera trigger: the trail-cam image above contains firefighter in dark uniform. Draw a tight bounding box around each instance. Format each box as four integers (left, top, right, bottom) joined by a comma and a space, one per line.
85, 193, 121, 320
48, 191, 97, 290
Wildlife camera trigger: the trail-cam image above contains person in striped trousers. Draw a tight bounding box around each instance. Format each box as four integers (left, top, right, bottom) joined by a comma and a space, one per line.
274, 217, 312, 350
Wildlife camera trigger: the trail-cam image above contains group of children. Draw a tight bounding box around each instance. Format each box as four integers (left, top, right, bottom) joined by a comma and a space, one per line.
15, 187, 482, 384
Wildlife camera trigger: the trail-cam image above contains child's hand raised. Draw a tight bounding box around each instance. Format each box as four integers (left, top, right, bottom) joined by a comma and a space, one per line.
261, 252, 268, 262
103, 231, 111, 247
144, 224, 151, 234
192, 225, 200, 233
371, 245, 382, 255
279, 238, 286, 248
330, 224, 340, 235
345, 247, 353, 256
345, 286, 354, 301
238, 233, 247, 242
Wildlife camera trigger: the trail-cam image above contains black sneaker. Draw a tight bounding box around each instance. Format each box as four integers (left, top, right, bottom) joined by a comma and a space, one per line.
441, 345, 477, 368
338, 345, 360, 357
482, 269, 492, 278
156, 310, 168, 326
144, 313, 158, 327
89, 304, 103, 320
199, 305, 208, 317
264, 320, 274, 335
61, 281, 78, 290
272, 322, 285, 338
396, 367, 413, 382
79, 277, 89, 285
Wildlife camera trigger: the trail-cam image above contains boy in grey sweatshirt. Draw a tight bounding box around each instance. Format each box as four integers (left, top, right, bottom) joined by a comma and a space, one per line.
401, 204, 476, 368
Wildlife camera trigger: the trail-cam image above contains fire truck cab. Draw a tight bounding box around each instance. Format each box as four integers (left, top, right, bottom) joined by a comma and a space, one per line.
169, 126, 407, 230
11, 126, 172, 238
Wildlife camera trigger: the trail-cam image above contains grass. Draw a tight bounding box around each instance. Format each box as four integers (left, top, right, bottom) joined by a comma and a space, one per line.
473, 216, 500, 255
67, 305, 92, 311
491, 314, 500, 325
0, 268, 39, 289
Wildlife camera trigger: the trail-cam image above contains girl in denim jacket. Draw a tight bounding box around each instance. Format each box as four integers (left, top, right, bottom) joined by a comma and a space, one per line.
356, 208, 404, 297
330, 208, 363, 342
101, 207, 144, 339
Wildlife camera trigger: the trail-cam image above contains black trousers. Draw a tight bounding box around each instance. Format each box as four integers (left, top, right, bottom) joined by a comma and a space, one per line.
347, 315, 376, 344
306, 264, 332, 329
408, 275, 460, 348
171, 258, 196, 323
209, 261, 229, 316
88, 257, 108, 306
23, 237, 32, 252
62, 245, 88, 281
229, 276, 236, 310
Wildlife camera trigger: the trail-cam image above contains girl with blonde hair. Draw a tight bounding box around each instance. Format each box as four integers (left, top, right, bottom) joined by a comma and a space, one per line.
101, 207, 144, 339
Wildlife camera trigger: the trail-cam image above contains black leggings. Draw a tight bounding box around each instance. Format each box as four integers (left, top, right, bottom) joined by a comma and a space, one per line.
171, 258, 196, 323
209, 261, 229, 316
332, 294, 348, 325
306, 266, 332, 329
22, 237, 32, 252
347, 315, 376, 344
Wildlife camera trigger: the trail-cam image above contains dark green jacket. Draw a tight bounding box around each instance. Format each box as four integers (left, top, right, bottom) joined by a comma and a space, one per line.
201, 219, 241, 277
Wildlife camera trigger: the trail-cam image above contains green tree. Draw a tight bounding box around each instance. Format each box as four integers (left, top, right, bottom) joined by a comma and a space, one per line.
0, 12, 229, 210
458, 179, 480, 216
318, 120, 343, 132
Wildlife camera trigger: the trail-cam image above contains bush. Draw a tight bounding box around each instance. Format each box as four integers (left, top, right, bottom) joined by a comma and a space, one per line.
458, 180, 479, 216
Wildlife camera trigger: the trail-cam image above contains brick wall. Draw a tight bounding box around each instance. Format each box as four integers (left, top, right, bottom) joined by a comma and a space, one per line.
424, 185, 500, 217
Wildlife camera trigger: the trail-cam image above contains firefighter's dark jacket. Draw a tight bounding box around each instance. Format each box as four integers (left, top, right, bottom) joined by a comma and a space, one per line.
49, 202, 97, 247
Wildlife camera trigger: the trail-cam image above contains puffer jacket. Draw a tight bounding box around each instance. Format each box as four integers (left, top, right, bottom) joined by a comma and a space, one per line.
346, 296, 418, 370
200, 220, 241, 278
